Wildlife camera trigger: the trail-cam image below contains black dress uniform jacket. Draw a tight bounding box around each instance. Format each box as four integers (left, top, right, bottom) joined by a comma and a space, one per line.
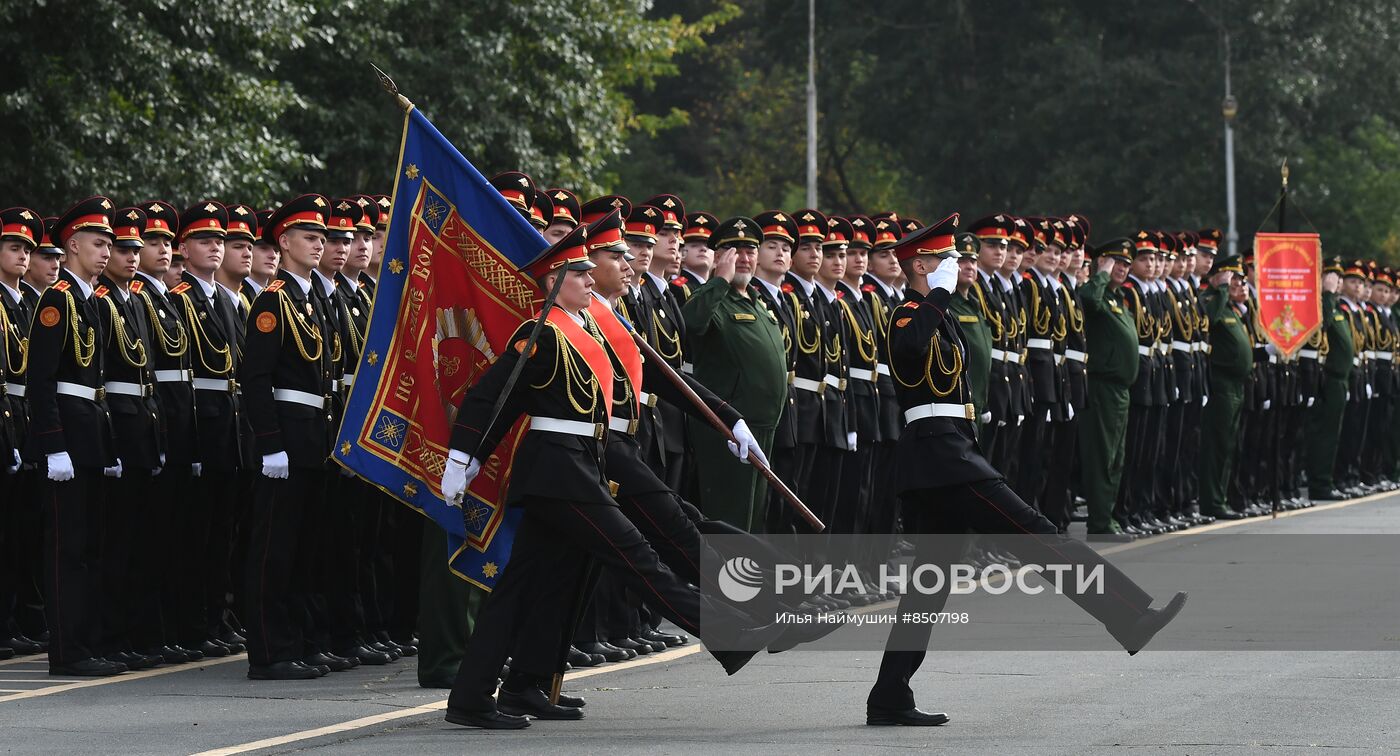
133, 273, 197, 466
783, 272, 827, 445
168, 271, 243, 471
94, 278, 162, 469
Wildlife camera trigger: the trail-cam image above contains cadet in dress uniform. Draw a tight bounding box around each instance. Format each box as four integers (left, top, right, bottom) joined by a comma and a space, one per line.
0, 207, 45, 658
1047, 217, 1091, 532
438, 221, 783, 730
27, 197, 121, 676
965, 215, 1015, 461
673, 210, 718, 306
866, 216, 1185, 727
543, 187, 581, 245
1305, 258, 1354, 500
1019, 219, 1068, 513
167, 200, 248, 658
1332, 260, 1373, 495
241, 194, 338, 680
749, 210, 803, 536
860, 218, 904, 577
1198, 255, 1254, 520
1117, 233, 1165, 535
92, 208, 164, 671
947, 233, 993, 428
632, 204, 690, 491
683, 217, 787, 533
129, 199, 207, 663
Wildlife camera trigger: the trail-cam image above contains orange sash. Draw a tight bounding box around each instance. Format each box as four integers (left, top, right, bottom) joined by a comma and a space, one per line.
588, 298, 644, 416
544, 307, 614, 421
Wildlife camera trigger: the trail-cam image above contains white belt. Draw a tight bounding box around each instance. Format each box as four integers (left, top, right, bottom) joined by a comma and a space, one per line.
1157, 342, 1170, 355
990, 348, 1008, 362
1204, 344, 1213, 354
1172, 340, 1191, 353
1065, 349, 1087, 363
530, 416, 605, 439
1364, 350, 1377, 360
792, 376, 824, 394
4, 382, 24, 398
1354, 357, 1362, 366
849, 367, 876, 382
1054, 353, 1065, 366
607, 416, 639, 435
637, 390, 658, 408
903, 402, 976, 424
153, 369, 191, 383
56, 381, 101, 401
193, 377, 239, 393
1138, 345, 1153, 357
681, 361, 695, 375
823, 374, 846, 391
273, 388, 328, 410
104, 381, 152, 398
1299, 349, 1320, 360
1379, 351, 1394, 360
876, 363, 890, 376
341, 373, 355, 389
1027, 338, 1053, 350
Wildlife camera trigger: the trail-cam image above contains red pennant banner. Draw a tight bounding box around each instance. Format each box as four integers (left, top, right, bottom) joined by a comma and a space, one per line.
1254, 232, 1322, 357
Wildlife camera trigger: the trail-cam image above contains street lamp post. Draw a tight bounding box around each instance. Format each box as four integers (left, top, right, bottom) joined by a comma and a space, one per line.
1221, 32, 1239, 256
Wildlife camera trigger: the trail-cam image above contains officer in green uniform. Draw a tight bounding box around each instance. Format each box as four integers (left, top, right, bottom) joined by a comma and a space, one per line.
1305, 257, 1354, 500
1077, 239, 1139, 541
946, 233, 993, 429
682, 217, 787, 532
1198, 255, 1253, 519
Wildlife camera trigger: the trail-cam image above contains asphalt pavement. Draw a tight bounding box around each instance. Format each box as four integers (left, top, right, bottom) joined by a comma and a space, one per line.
3, 492, 1399, 755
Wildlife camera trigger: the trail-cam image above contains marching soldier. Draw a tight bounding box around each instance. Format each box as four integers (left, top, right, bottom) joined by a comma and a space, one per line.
1198, 255, 1254, 520
93, 207, 164, 671
866, 215, 1185, 727
27, 197, 121, 676
240, 194, 338, 680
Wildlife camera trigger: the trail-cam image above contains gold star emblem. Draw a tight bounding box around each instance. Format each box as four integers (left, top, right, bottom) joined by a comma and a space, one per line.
827, 218, 837, 227
310, 197, 326, 209
775, 213, 786, 222
148, 203, 163, 213
734, 219, 748, 231
876, 220, 889, 230
356, 197, 369, 207
853, 218, 865, 228
553, 191, 568, 201
644, 208, 657, 217
404, 164, 420, 180
201, 203, 216, 213
517, 177, 529, 187
337, 201, 351, 210
801, 213, 814, 221
367, 350, 379, 366
662, 198, 676, 208
378, 197, 391, 209
20, 210, 33, 220
403, 482, 418, 497
610, 198, 623, 208
100, 199, 112, 209
340, 441, 351, 456
483, 562, 499, 579
388, 258, 405, 275
126, 210, 140, 220
695, 216, 708, 225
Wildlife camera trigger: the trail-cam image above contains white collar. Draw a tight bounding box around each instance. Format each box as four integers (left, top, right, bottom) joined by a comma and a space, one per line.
755, 276, 783, 301
312, 268, 337, 294
645, 271, 668, 292
244, 276, 264, 297
189, 273, 216, 299
217, 281, 242, 305
815, 280, 839, 303
792, 275, 816, 298
135, 271, 167, 295
69, 273, 94, 299
873, 276, 898, 297
284, 270, 313, 296
0, 280, 20, 306
679, 269, 707, 285
841, 280, 864, 301
994, 271, 1015, 292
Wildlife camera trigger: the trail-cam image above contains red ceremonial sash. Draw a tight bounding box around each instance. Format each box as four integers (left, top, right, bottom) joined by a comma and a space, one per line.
544, 307, 615, 422
588, 298, 643, 416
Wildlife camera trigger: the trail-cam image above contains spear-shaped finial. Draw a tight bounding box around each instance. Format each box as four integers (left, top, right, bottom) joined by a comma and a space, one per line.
372, 63, 413, 112
1281, 157, 1289, 187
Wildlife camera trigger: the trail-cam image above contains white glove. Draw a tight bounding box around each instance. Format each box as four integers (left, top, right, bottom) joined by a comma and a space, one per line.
1016, 413, 1025, 427
441, 450, 481, 504
1262, 399, 1271, 410
980, 411, 992, 424
261, 451, 290, 479
726, 419, 770, 467
997, 419, 1007, 428
46, 452, 74, 482
1346, 390, 1351, 401
191, 462, 203, 478
1044, 409, 1052, 423
845, 431, 858, 453
1307, 396, 1316, 407
1366, 384, 1374, 399
103, 459, 123, 478
1066, 403, 1075, 421
160, 452, 166, 467
925, 256, 960, 293
1173, 387, 1180, 401
1202, 395, 1209, 406
6, 448, 19, 474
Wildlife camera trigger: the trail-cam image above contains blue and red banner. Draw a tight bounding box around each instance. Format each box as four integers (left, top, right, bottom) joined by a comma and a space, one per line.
335, 106, 547, 590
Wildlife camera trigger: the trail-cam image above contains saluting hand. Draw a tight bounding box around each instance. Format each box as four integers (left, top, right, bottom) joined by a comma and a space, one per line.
1097, 257, 1116, 275
714, 245, 738, 283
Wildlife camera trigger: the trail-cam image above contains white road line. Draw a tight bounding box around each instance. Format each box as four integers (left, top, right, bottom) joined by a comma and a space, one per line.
0, 655, 247, 703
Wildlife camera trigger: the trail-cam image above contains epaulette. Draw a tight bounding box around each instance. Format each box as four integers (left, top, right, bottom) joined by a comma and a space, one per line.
1340, 301, 1351, 312
1022, 271, 1033, 280
53, 280, 71, 292
1122, 280, 1135, 289
170, 282, 192, 295
93, 285, 109, 299
265, 279, 286, 294
130, 280, 144, 295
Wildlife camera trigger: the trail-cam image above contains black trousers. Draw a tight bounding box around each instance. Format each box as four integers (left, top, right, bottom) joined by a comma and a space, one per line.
1156, 398, 1186, 515
1043, 418, 1078, 530
42, 469, 105, 665
321, 472, 368, 651
868, 478, 1152, 711
448, 498, 750, 713
244, 469, 323, 666
99, 468, 154, 655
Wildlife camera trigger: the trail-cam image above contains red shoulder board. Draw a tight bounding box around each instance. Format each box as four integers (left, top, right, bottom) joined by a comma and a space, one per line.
1339, 301, 1350, 312
93, 285, 109, 299
861, 283, 876, 293
129, 280, 144, 294
265, 279, 286, 294
1122, 280, 1135, 288
170, 282, 192, 295
672, 276, 688, 287
1022, 271, 1033, 280
905, 302, 919, 309
835, 289, 844, 299
781, 282, 794, 294
53, 280, 71, 292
